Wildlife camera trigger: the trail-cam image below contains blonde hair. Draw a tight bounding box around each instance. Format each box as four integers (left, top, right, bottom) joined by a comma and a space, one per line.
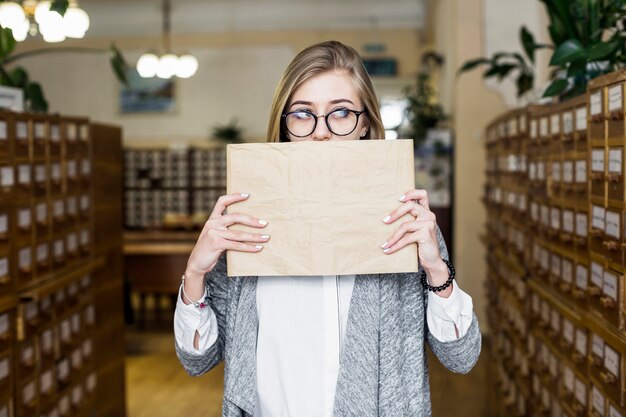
267, 41, 385, 142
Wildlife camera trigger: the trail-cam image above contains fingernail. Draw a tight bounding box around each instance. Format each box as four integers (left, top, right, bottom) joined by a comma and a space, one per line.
261, 235, 270, 239
398, 194, 405, 201
380, 241, 388, 249
258, 219, 268, 225
382, 215, 391, 223
383, 247, 391, 253
241, 192, 250, 198
255, 245, 263, 249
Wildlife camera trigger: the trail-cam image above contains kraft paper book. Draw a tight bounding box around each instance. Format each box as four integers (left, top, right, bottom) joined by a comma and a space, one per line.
226, 139, 418, 276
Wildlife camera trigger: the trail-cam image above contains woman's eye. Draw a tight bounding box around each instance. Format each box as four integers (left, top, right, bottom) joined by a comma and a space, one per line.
330, 109, 350, 119
293, 111, 313, 120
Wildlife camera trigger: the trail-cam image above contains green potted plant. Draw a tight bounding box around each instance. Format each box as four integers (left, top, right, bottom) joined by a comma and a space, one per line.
212, 118, 243, 143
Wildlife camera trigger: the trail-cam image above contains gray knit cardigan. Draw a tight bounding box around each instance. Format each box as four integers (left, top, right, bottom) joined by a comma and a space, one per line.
175, 227, 482, 416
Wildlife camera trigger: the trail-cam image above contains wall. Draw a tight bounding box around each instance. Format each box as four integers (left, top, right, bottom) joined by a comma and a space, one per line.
15, 29, 423, 146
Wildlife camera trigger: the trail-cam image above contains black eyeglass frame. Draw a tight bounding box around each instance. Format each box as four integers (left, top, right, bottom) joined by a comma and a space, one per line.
281, 108, 367, 138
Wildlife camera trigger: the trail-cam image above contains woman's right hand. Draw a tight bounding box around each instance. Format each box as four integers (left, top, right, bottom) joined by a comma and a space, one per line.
184, 192, 269, 283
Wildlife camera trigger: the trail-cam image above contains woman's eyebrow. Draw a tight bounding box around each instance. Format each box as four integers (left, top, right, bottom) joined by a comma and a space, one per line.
289, 98, 355, 108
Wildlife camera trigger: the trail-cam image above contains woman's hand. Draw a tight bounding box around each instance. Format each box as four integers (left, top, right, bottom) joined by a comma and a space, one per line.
185, 192, 270, 284
380, 189, 451, 295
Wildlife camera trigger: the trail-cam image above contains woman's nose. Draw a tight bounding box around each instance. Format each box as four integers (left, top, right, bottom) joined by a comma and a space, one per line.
311, 116, 331, 141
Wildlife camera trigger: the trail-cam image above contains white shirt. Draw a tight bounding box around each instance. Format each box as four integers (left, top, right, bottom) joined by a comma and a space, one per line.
174, 274, 474, 417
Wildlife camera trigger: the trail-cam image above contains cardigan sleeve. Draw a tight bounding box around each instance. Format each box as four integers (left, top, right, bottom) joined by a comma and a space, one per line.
174, 253, 229, 376
424, 225, 482, 373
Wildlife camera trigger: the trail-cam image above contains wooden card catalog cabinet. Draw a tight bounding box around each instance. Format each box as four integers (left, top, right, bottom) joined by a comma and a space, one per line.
14, 116, 29, 160
49, 120, 61, 158
32, 117, 47, 159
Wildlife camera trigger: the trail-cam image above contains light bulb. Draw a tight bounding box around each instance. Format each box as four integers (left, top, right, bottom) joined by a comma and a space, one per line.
35, 1, 54, 24
137, 53, 159, 78
12, 17, 29, 41
64, 6, 89, 39
0, 2, 25, 30
156, 54, 178, 79
175, 54, 198, 78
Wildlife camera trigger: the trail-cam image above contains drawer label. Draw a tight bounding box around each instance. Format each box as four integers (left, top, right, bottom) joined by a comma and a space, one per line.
591, 262, 604, 287
23, 381, 34, 403
18, 208, 31, 228
57, 359, 69, 380
0, 258, 8, 277
530, 120, 537, 138
51, 163, 61, 180
574, 379, 587, 406
19, 247, 31, 268
592, 205, 606, 230
18, 164, 31, 185
609, 148, 623, 174
604, 345, 620, 377
42, 329, 53, 351
551, 254, 561, 276
563, 318, 574, 343
605, 211, 621, 239
16, 121, 27, 138
551, 114, 560, 134
552, 162, 561, 181
576, 213, 588, 237
591, 91, 603, 116
592, 334, 605, 358
540, 117, 548, 137
576, 107, 587, 130
36, 203, 47, 222
0, 357, 8, 380
35, 165, 46, 183
67, 160, 77, 178
37, 244, 48, 262
34, 123, 44, 138
563, 112, 573, 134
0, 214, 7, 233
550, 208, 560, 230
82, 159, 91, 176
610, 404, 624, 417
0, 121, 7, 140
54, 240, 64, 257
550, 310, 560, 332
564, 365, 574, 391
0, 167, 15, 187
563, 210, 574, 233
592, 149, 605, 172
537, 162, 545, 180
50, 124, 60, 141
0, 314, 7, 334
609, 84, 623, 112
41, 369, 52, 392
53, 200, 64, 217
562, 258, 573, 283
604, 271, 618, 301
592, 385, 605, 414
575, 160, 587, 183
562, 161, 573, 183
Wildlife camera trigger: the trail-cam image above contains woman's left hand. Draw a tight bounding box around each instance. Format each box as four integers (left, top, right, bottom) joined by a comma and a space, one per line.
380, 189, 445, 274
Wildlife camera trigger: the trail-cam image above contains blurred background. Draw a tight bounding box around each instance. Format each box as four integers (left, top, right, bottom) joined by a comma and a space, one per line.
1, 0, 625, 416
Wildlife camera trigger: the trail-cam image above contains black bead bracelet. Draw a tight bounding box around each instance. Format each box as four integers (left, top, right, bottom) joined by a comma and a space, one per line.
420, 258, 455, 293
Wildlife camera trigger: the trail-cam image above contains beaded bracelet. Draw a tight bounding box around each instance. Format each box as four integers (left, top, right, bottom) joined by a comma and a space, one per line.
181, 274, 210, 309
420, 259, 455, 293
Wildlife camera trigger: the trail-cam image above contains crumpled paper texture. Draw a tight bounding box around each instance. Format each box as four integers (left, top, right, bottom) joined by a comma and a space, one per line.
226, 139, 418, 276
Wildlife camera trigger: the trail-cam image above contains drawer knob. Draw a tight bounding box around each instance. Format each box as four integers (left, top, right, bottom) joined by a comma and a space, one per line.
591, 228, 605, 238
591, 172, 605, 181
588, 286, 601, 297
590, 355, 603, 367
608, 173, 622, 182
600, 370, 617, 385
600, 296, 616, 309
602, 240, 619, 250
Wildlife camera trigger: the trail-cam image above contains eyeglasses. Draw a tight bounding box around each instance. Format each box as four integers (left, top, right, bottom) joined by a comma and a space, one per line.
281, 108, 366, 138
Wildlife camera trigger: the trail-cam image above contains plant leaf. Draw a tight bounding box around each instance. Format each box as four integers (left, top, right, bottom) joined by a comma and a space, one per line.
588, 40, 620, 61
110, 44, 129, 86
549, 39, 586, 65
457, 58, 490, 74
0, 27, 16, 60
50, 0, 69, 16
516, 72, 534, 97
10, 67, 28, 88
520, 26, 537, 63
25, 82, 48, 113
543, 78, 568, 97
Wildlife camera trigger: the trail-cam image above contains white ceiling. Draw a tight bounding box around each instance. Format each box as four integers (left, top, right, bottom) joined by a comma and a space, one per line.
78, 0, 427, 38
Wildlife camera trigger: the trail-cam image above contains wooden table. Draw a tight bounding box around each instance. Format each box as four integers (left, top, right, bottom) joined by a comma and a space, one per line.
123, 231, 198, 325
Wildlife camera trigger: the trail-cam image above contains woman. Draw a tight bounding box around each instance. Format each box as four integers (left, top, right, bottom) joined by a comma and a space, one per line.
174, 40, 481, 417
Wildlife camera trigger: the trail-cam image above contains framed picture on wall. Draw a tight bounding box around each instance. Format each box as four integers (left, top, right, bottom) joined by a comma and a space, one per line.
120, 69, 176, 114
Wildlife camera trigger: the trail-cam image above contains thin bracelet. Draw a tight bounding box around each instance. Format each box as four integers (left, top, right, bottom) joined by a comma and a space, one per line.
181, 274, 210, 309
420, 259, 455, 293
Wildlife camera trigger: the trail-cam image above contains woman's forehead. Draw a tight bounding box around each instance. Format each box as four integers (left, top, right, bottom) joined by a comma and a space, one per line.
290, 70, 360, 105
